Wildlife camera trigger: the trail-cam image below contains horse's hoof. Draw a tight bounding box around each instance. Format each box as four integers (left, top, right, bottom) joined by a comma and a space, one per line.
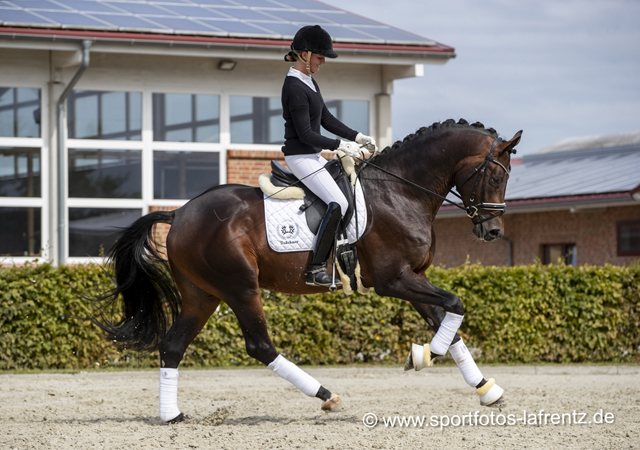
484, 396, 506, 410
404, 343, 432, 371
478, 378, 505, 409
321, 396, 346, 412
167, 412, 187, 424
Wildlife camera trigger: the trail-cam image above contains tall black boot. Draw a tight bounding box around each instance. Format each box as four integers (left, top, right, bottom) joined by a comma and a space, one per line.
306, 202, 342, 287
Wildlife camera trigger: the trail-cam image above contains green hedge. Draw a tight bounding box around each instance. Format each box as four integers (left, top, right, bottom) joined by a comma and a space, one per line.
1, 262, 639, 370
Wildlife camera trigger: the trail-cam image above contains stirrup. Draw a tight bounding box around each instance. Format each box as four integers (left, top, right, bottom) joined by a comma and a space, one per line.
306, 264, 341, 287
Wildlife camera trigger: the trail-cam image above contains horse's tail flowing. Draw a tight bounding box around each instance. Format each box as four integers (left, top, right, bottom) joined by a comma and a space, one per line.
90, 210, 180, 352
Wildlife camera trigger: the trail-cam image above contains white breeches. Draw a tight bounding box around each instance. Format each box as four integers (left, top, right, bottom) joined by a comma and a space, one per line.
284, 153, 348, 216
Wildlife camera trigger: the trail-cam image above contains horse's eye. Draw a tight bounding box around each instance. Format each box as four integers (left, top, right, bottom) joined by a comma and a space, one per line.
490, 177, 501, 186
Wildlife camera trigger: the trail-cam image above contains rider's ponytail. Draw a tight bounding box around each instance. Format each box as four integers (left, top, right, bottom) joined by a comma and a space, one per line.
284, 50, 298, 62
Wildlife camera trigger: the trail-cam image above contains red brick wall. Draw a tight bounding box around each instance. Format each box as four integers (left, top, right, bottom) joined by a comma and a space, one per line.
432, 205, 640, 267
227, 150, 286, 186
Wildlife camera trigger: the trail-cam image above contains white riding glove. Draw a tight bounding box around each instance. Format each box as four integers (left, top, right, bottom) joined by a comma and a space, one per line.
337, 140, 364, 159
355, 133, 378, 152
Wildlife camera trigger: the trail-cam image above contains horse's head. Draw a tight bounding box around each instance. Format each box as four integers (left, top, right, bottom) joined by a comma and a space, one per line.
455, 130, 522, 242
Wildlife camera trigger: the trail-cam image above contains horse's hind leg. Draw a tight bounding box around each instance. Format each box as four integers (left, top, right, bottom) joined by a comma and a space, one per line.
410, 302, 505, 408
225, 289, 344, 412
157, 262, 221, 422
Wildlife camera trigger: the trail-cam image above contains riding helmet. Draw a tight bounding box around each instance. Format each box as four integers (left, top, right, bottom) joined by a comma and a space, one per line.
284, 25, 338, 61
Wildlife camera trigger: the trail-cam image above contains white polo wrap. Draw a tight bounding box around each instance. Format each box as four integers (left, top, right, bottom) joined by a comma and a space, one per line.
159, 368, 181, 422
430, 312, 464, 356
449, 338, 484, 387
268, 354, 321, 397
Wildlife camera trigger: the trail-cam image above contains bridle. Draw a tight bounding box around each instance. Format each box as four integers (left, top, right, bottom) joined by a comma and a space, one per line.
453, 136, 510, 225
355, 136, 510, 227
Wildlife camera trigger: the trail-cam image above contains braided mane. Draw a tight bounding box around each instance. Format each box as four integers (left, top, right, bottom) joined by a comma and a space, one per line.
371, 119, 513, 163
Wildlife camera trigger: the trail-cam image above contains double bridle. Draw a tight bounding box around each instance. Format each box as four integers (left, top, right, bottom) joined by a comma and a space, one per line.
453, 136, 510, 225
355, 136, 510, 226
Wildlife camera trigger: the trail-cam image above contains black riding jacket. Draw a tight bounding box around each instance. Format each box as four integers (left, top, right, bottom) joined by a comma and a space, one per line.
281, 76, 358, 156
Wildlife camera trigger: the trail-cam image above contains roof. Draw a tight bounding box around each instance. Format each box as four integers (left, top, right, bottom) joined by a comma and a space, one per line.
439, 134, 640, 217
0, 0, 454, 55
534, 130, 640, 155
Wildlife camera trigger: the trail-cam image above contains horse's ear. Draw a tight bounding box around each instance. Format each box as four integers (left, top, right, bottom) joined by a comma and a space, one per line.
501, 130, 522, 154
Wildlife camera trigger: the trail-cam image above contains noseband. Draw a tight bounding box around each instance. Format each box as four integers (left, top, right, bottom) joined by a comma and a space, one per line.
456, 137, 509, 225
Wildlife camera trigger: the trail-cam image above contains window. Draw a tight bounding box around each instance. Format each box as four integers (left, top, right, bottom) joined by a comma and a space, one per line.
0, 147, 41, 197
0, 87, 41, 138
68, 208, 142, 257
68, 149, 141, 198
67, 90, 142, 140
230, 96, 284, 144
618, 221, 640, 256
542, 244, 577, 266
322, 99, 369, 139
153, 93, 219, 143
154, 151, 219, 199
0, 207, 41, 256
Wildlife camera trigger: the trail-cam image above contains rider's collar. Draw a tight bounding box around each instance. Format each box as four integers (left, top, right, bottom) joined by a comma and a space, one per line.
287, 67, 317, 92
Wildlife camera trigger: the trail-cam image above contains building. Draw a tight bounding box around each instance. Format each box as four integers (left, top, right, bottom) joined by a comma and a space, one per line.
433, 132, 640, 267
0, 0, 455, 264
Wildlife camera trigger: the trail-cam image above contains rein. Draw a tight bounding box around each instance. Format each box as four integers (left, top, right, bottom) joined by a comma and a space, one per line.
355, 136, 509, 227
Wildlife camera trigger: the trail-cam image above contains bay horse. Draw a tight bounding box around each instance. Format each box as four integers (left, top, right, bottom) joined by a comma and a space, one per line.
92, 118, 521, 422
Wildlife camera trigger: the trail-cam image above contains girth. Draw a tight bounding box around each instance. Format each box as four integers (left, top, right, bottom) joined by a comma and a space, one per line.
269, 159, 356, 234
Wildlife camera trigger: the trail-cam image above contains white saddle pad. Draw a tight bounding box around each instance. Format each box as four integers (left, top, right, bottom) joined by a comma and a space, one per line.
264, 179, 367, 253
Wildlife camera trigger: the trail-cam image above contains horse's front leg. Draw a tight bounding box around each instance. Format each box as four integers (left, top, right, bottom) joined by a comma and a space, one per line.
376, 270, 505, 408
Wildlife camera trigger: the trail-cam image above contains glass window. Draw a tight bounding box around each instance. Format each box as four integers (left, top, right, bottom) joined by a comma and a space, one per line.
153, 93, 220, 143
68, 208, 141, 257
0, 207, 41, 256
618, 221, 640, 256
322, 100, 369, 139
154, 151, 219, 199
0, 87, 41, 138
68, 149, 141, 198
0, 147, 41, 197
230, 96, 284, 144
542, 244, 577, 266
67, 90, 142, 140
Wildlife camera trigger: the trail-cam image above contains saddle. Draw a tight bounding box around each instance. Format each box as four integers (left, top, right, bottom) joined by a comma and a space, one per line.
268, 158, 356, 235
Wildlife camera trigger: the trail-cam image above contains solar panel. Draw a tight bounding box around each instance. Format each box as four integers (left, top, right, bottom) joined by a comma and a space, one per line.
58, 1, 120, 14
310, 12, 379, 26
90, 13, 169, 30
0, 0, 436, 46
6, 0, 71, 11
0, 8, 56, 25
199, 19, 272, 35
33, 10, 112, 27
247, 21, 299, 37
106, 2, 177, 16
270, 0, 334, 11
156, 4, 229, 19
149, 17, 218, 32
217, 8, 280, 21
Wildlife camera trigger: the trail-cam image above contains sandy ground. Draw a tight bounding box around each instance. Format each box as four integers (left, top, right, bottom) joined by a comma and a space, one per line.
1, 365, 638, 450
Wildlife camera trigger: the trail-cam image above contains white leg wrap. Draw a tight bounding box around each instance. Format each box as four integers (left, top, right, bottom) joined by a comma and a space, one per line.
449, 338, 484, 387
430, 312, 464, 356
268, 354, 321, 397
159, 368, 181, 422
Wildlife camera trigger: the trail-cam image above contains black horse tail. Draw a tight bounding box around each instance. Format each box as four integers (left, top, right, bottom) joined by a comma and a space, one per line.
90, 210, 180, 352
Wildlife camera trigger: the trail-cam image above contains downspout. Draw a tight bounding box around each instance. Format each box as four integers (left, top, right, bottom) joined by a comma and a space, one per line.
56, 39, 92, 265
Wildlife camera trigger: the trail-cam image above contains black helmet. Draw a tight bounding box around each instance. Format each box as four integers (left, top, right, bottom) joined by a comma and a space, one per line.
286, 25, 338, 60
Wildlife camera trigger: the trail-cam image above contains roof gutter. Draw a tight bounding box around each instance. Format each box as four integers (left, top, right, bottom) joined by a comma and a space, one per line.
0, 27, 455, 60
56, 39, 91, 265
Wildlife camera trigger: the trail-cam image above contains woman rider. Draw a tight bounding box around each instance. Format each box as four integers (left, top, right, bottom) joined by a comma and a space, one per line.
282, 25, 377, 287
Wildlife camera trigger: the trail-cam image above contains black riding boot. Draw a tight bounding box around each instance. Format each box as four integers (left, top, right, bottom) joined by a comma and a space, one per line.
306, 202, 343, 287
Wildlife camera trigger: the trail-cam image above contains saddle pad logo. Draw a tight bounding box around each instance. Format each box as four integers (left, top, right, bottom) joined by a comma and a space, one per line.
276, 221, 299, 244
